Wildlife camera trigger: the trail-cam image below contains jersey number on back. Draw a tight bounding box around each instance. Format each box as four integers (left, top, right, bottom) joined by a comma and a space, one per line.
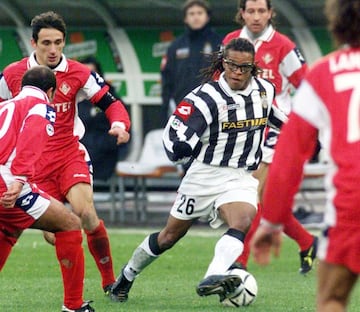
0, 102, 15, 139
334, 73, 360, 143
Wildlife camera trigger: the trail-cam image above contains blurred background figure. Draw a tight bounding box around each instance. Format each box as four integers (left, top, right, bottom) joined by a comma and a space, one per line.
160, 0, 222, 127
222, 0, 318, 273
79, 56, 130, 182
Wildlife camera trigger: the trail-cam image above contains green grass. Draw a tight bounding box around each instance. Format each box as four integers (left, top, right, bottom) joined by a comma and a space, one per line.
1, 227, 360, 311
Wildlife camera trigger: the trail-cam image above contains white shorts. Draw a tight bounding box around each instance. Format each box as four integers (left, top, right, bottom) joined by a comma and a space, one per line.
0, 165, 50, 224
170, 160, 258, 228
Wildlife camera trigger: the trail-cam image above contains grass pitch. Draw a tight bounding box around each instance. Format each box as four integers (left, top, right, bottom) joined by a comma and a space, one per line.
1, 226, 359, 311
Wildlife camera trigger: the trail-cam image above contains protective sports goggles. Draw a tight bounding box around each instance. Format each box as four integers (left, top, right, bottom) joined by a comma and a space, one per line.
223, 59, 254, 74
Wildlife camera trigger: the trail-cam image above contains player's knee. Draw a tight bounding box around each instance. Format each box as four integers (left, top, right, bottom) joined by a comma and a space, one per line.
43, 231, 56, 245
63, 213, 82, 231
78, 208, 99, 230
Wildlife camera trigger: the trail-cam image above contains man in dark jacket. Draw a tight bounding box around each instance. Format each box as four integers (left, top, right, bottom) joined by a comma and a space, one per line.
79, 56, 130, 181
160, 0, 222, 127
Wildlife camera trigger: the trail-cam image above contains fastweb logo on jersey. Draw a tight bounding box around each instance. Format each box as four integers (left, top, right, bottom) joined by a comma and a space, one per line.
221, 117, 268, 132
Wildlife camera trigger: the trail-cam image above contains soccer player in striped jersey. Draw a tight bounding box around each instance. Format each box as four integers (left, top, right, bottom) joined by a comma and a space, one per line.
110, 38, 287, 303
251, 0, 360, 310
223, 0, 318, 274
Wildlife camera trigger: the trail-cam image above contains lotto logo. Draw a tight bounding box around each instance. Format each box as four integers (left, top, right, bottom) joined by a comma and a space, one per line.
174, 100, 194, 121
21, 194, 34, 206
15, 192, 39, 212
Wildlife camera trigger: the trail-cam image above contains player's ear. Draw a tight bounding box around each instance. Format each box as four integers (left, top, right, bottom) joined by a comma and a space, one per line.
46, 87, 56, 102
30, 38, 37, 49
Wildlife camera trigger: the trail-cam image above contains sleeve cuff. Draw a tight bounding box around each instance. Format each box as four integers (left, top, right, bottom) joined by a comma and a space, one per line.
14, 176, 27, 184
111, 121, 126, 130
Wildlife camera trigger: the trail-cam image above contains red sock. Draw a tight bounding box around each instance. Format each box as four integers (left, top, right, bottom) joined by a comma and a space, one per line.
55, 230, 84, 310
235, 203, 262, 266
85, 219, 115, 288
0, 231, 17, 271
283, 215, 314, 251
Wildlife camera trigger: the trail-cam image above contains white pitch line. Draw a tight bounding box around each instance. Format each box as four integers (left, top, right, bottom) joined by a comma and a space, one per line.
22, 226, 320, 239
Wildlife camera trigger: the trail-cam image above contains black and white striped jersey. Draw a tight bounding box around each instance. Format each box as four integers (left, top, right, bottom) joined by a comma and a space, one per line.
163, 73, 288, 170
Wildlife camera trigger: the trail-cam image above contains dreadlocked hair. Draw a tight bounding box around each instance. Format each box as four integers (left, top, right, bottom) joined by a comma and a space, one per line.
200, 49, 224, 83
201, 38, 263, 83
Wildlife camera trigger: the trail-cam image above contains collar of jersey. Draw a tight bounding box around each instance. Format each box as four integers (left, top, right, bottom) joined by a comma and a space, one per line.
219, 72, 259, 97
241, 24, 275, 43
18, 86, 49, 102
28, 52, 68, 72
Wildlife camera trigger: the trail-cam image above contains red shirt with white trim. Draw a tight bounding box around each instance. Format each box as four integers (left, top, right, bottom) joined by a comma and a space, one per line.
223, 25, 307, 114
262, 47, 360, 227
0, 53, 130, 154
0, 86, 55, 182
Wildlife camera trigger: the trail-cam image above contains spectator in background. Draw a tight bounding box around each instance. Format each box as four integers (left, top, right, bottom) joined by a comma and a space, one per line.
251, 1, 360, 310
79, 56, 130, 181
222, 0, 318, 274
160, 0, 222, 127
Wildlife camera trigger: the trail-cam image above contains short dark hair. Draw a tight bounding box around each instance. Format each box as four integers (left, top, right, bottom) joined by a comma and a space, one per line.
235, 0, 275, 26
21, 65, 56, 92
182, 0, 211, 17
31, 11, 66, 42
325, 0, 360, 48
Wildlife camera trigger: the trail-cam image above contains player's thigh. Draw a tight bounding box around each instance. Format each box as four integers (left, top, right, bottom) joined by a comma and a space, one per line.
32, 197, 81, 232
219, 201, 257, 231
252, 162, 269, 202
317, 260, 357, 307
170, 192, 215, 221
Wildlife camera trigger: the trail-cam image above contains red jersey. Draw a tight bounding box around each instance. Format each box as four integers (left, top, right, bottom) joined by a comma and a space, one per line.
223, 25, 307, 115
263, 47, 360, 228
0, 52, 130, 154
0, 86, 55, 183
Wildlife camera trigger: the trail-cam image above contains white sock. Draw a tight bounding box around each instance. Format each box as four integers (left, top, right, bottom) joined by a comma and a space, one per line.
124, 235, 158, 281
204, 234, 244, 277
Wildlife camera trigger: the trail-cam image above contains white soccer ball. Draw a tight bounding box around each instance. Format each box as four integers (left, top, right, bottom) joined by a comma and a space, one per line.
222, 268, 258, 307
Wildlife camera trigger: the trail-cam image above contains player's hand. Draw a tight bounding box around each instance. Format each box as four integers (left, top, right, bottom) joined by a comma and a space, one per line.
250, 223, 282, 266
108, 126, 130, 144
0, 181, 23, 208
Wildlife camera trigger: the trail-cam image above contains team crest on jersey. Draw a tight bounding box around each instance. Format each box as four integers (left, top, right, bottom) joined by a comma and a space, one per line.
260, 92, 268, 109
174, 100, 194, 121
59, 82, 71, 95
262, 53, 273, 64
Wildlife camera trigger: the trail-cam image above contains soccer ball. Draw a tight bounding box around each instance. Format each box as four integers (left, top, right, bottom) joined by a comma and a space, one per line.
221, 268, 258, 307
